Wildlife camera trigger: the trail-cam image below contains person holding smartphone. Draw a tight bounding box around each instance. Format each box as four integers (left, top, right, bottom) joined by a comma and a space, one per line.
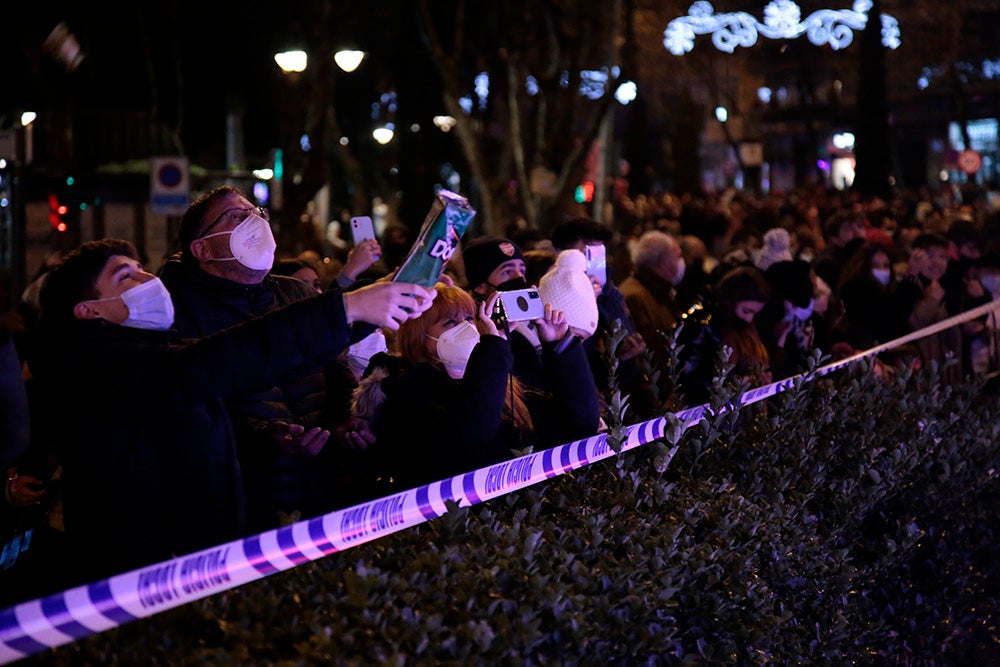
360, 283, 599, 490
549, 217, 658, 419
462, 235, 601, 405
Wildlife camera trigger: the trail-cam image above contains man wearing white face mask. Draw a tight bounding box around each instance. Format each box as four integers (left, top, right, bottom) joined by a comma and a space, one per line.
28, 238, 435, 585
159, 185, 398, 528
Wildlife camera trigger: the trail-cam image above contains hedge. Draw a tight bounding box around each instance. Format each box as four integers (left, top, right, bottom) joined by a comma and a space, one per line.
23, 350, 1000, 666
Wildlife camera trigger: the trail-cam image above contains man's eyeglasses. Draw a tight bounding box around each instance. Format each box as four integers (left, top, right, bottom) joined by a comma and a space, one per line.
199, 206, 270, 238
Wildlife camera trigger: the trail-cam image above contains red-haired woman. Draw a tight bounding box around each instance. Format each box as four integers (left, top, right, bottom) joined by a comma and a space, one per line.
362, 284, 599, 489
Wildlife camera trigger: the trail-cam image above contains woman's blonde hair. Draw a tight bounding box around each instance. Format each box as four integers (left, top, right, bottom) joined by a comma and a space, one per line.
397, 283, 533, 431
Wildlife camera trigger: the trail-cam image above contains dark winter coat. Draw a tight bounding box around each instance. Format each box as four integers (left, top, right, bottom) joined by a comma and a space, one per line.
30, 290, 353, 584
370, 335, 600, 490
160, 258, 354, 530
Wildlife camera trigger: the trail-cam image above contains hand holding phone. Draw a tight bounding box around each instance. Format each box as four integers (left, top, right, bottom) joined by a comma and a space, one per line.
493, 288, 546, 326
350, 216, 376, 245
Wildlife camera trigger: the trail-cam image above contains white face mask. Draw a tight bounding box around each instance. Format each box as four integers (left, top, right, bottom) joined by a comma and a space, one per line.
201, 213, 277, 271
429, 321, 480, 379
345, 330, 388, 377
671, 257, 686, 286
91, 277, 175, 331
792, 299, 814, 322
981, 273, 1000, 296
872, 268, 891, 286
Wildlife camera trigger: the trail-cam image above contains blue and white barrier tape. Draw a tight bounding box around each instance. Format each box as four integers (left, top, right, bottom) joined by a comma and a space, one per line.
1, 298, 998, 663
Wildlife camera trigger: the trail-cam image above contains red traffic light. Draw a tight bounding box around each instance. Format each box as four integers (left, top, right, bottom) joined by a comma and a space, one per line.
48, 193, 69, 232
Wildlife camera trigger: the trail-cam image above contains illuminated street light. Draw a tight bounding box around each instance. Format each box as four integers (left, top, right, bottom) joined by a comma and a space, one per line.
433, 115, 457, 132
614, 81, 637, 105
334, 50, 365, 73
372, 125, 395, 145
274, 50, 307, 73
20, 111, 36, 127
715, 106, 728, 123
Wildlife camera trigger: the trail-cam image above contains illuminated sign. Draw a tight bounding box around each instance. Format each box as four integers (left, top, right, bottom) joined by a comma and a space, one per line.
664, 0, 900, 55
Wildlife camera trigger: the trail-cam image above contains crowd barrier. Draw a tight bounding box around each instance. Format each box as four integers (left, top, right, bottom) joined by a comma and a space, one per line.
1, 298, 998, 664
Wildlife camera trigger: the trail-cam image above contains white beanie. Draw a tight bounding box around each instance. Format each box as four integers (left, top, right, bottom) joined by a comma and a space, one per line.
538, 249, 599, 337
755, 227, 793, 271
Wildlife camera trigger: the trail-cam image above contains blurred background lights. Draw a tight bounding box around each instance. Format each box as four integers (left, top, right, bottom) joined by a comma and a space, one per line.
274, 50, 307, 73
372, 125, 395, 144
615, 81, 637, 105
333, 50, 365, 73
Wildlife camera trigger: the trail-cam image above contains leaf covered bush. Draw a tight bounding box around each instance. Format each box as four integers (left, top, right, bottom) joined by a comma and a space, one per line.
31, 354, 1000, 666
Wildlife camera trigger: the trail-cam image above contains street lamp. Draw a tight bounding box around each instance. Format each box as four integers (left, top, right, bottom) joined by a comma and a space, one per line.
334, 50, 365, 73
274, 50, 307, 73
372, 125, 395, 145
433, 115, 457, 132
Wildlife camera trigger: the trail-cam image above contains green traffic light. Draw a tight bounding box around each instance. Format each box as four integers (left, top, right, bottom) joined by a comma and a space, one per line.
66, 176, 75, 186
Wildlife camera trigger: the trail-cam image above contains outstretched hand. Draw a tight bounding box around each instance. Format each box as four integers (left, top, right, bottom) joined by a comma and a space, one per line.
344, 282, 437, 330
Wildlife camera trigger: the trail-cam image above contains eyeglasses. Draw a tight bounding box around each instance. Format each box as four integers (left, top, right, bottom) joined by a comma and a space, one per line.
199, 205, 270, 238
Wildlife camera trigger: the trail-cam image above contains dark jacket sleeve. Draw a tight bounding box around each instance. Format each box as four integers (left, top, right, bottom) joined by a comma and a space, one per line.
376, 336, 515, 486
0, 334, 29, 470
160, 290, 353, 409
534, 337, 602, 446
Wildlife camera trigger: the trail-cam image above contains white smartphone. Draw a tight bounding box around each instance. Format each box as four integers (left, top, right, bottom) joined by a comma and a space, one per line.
585, 244, 607, 286
350, 216, 376, 245
496, 288, 546, 323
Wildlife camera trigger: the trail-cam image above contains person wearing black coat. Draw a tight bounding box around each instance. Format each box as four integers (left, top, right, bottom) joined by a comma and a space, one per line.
362, 284, 600, 490
29, 238, 434, 585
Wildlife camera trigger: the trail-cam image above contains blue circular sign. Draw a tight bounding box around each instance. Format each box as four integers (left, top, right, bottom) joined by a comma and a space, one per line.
158, 163, 183, 188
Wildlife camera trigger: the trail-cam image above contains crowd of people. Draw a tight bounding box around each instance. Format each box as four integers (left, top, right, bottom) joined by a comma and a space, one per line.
1, 181, 999, 605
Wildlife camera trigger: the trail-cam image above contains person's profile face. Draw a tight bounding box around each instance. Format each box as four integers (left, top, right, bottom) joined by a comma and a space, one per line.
292, 267, 322, 292
734, 299, 765, 324
77, 255, 156, 325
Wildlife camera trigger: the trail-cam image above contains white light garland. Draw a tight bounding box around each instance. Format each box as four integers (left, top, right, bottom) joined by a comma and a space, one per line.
663, 0, 900, 55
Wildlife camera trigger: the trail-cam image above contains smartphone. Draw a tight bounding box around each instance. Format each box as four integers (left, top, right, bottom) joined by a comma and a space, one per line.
495, 288, 546, 324
350, 216, 376, 245
585, 244, 607, 286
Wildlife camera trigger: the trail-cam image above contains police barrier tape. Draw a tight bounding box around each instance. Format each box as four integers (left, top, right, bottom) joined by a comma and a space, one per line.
2, 298, 999, 664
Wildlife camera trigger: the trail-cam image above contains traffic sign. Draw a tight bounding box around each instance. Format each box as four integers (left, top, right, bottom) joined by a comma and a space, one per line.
150, 156, 190, 216
957, 149, 982, 175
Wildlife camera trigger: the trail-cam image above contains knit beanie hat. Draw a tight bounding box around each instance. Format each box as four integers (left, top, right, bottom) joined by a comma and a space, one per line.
462, 235, 525, 289
538, 249, 599, 337
755, 227, 793, 271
